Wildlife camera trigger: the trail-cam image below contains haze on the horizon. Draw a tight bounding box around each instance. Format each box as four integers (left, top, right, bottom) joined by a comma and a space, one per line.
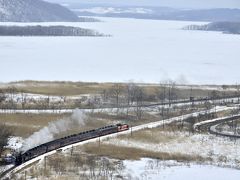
46, 0, 240, 9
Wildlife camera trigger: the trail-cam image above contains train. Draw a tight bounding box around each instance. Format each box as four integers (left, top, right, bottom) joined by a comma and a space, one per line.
15, 123, 129, 166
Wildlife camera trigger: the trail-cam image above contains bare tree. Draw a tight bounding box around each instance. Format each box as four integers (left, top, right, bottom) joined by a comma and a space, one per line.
7, 87, 17, 109
236, 83, 240, 104
110, 83, 123, 111
20, 91, 27, 110
210, 90, 219, 103
88, 156, 97, 179
167, 81, 178, 106
133, 86, 145, 120
0, 89, 6, 109
125, 82, 138, 117
155, 83, 168, 123
46, 95, 50, 109
101, 89, 109, 105
0, 124, 12, 157
48, 155, 66, 175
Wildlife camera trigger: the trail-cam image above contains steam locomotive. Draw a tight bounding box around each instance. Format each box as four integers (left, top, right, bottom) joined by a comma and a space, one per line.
15, 123, 129, 165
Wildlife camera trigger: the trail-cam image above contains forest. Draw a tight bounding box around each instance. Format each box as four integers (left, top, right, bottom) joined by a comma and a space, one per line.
0, 25, 103, 36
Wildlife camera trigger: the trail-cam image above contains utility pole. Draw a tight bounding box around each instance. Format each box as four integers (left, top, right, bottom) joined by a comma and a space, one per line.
71, 146, 73, 156
25, 171, 27, 180
237, 83, 240, 104
168, 83, 171, 108
131, 124, 133, 137
44, 156, 47, 175
98, 135, 101, 147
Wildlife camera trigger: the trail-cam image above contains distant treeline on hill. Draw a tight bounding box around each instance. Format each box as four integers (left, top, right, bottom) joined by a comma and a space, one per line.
183, 22, 240, 35
0, 25, 104, 36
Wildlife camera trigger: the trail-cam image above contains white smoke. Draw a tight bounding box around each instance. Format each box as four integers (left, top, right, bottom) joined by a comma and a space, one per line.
21, 109, 86, 152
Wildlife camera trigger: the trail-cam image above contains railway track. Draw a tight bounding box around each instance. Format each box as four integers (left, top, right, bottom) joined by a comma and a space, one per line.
0, 105, 236, 179
209, 121, 240, 139
194, 112, 240, 138
194, 109, 239, 130
0, 95, 239, 114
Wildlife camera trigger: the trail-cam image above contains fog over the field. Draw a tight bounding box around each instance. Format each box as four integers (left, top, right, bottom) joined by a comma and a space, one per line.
46, 0, 240, 9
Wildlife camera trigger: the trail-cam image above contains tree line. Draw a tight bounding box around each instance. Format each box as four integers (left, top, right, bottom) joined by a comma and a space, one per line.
0, 25, 103, 36
0, 124, 12, 159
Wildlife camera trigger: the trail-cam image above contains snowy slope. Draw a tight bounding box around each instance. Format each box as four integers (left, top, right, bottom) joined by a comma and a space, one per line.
0, 0, 79, 22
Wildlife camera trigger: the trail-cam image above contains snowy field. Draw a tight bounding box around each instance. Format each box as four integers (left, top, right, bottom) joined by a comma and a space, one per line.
0, 17, 240, 84
106, 131, 240, 168
124, 158, 240, 180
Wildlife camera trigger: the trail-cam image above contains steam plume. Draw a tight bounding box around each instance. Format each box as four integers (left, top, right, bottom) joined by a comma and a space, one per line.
21, 109, 86, 152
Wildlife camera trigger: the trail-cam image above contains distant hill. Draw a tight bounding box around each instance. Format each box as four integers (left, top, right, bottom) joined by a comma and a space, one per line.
69, 5, 240, 22
169, 9, 240, 22
183, 22, 240, 35
0, 25, 104, 36
0, 0, 97, 22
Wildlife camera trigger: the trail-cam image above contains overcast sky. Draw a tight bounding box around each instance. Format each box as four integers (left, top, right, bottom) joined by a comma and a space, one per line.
47, 0, 240, 9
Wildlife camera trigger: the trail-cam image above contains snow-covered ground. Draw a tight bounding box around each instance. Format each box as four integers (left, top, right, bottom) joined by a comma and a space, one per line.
3, 92, 92, 104
75, 7, 154, 14
0, 165, 14, 175
124, 158, 240, 180
4, 93, 64, 103
176, 85, 239, 91
106, 131, 240, 168
1, 105, 237, 179
0, 17, 240, 84
5, 136, 23, 152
